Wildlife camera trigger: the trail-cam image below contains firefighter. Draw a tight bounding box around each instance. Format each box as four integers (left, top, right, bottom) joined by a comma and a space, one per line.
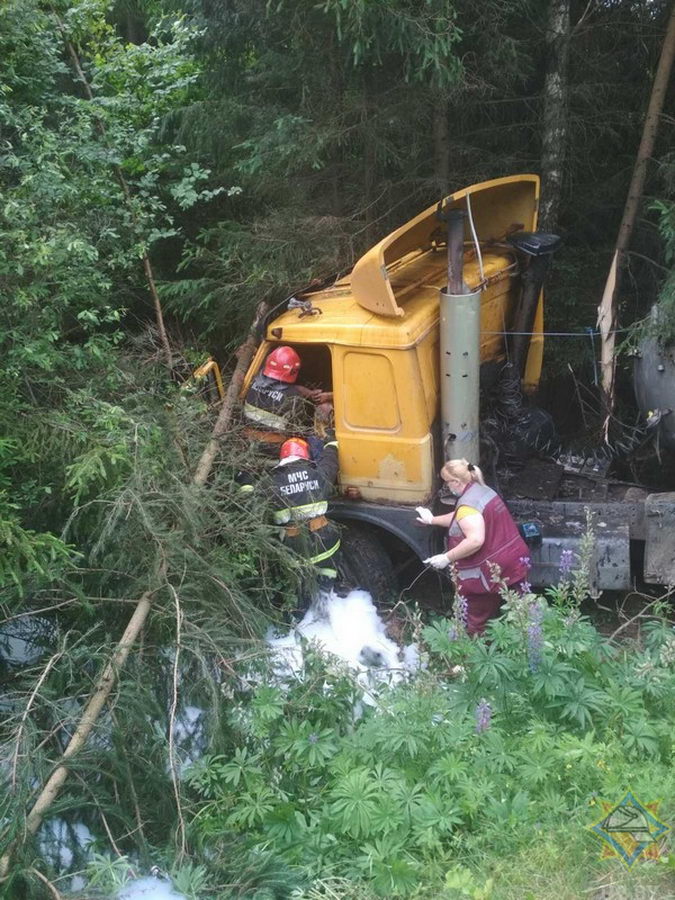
243, 345, 324, 436
237, 433, 341, 602
271, 435, 341, 596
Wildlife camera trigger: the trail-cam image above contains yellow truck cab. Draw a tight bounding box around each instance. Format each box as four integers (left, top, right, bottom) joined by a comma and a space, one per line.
240, 175, 675, 596
243, 175, 542, 500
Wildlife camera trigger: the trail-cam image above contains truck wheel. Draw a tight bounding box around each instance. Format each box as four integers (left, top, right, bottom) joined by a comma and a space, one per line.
338, 524, 397, 602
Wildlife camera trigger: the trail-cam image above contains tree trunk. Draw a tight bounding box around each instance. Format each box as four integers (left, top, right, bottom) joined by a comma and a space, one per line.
597, 1, 675, 407
124, 10, 143, 45
329, 34, 344, 219
0, 595, 153, 879
192, 301, 270, 487
539, 0, 571, 233
361, 68, 378, 247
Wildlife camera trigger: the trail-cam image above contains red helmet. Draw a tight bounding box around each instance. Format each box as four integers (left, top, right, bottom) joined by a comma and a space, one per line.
263, 345, 301, 383
279, 438, 310, 461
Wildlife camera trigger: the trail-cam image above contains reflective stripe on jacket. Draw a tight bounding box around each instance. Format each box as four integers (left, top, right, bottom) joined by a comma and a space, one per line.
447, 482, 529, 594
243, 402, 288, 430
272, 445, 340, 568
243, 374, 307, 432
274, 500, 327, 524
271, 445, 338, 524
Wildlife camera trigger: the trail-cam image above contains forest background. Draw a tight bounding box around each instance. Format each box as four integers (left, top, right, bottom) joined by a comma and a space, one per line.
1, 0, 674, 897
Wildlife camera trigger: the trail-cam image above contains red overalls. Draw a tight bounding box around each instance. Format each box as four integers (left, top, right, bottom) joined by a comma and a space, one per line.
447, 482, 529, 635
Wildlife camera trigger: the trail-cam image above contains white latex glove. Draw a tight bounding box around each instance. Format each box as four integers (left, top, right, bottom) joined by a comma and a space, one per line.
424, 553, 451, 570
415, 506, 434, 525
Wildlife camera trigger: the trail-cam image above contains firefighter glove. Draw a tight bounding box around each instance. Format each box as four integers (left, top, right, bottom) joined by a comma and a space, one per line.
424, 553, 451, 570
415, 507, 434, 525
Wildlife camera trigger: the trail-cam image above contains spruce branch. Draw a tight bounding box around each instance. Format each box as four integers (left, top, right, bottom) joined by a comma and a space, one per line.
10, 649, 65, 791
0, 593, 153, 879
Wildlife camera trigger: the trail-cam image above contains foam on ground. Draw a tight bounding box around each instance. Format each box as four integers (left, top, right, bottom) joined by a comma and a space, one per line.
118, 876, 186, 899
267, 587, 419, 702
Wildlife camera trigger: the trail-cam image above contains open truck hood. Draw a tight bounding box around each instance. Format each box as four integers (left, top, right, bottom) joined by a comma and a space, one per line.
350, 174, 540, 318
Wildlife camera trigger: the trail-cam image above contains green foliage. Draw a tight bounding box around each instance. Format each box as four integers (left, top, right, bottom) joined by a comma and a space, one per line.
170, 860, 212, 899
643, 194, 675, 346
0, 58, 314, 852
0, 0, 227, 602
444, 865, 493, 899
160, 212, 350, 342
159, 0, 470, 338
181, 581, 675, 897
82, 854, 212, 898
0, 505, 73, 591
314, 0, 463, 85
2, 0, 675, 897
0, 0, 208, 377
83, 853, 135, 894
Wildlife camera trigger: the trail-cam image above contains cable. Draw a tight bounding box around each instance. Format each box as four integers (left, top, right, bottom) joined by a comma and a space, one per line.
481, 328, 630, 337
465, 191, 485, 284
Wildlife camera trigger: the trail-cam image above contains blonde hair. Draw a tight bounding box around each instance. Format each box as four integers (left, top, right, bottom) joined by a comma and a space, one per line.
441, 458, 485, 486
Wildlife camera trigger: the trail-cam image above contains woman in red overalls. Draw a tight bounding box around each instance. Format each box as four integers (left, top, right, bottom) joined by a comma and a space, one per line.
416, 459, 529, 636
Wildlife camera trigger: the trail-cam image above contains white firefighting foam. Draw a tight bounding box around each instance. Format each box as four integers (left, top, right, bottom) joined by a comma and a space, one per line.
267, 587, 420, 702
118, 876, 186, 899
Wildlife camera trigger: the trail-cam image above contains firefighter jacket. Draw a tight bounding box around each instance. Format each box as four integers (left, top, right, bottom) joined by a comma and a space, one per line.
447, 482, 529, 595
270, 442, 340, 574
243, 374, 310, 432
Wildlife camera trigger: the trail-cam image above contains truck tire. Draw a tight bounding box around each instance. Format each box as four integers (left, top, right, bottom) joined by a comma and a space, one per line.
338, 524, 397, 602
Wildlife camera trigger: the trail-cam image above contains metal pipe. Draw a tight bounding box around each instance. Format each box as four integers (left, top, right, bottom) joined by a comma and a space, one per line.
446, 209, 466, 294
440, 206, 481, 463
440, 288, 481, 463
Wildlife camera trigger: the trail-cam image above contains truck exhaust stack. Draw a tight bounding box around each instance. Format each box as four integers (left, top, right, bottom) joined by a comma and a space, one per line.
440, 207, 481, 464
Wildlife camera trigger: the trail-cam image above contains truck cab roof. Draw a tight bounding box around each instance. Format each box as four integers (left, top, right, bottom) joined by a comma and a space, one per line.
264, 173, 540, 353
266, 246, 516, 350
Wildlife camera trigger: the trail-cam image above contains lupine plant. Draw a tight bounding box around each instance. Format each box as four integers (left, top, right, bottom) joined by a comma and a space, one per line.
184, 540, 675, 897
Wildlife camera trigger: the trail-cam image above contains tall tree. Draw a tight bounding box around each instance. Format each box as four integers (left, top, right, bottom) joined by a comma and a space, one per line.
597, 0, 675, 407
157, 0, 468, 339
0, 0, 216, 589
539, 0, 571, 232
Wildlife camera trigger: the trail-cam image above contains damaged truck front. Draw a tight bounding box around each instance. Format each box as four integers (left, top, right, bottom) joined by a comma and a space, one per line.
239, 174, 675, 597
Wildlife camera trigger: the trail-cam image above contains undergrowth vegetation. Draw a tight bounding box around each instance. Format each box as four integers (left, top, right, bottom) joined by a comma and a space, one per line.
5, 482, 675, 899
174, 575, 675, 899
